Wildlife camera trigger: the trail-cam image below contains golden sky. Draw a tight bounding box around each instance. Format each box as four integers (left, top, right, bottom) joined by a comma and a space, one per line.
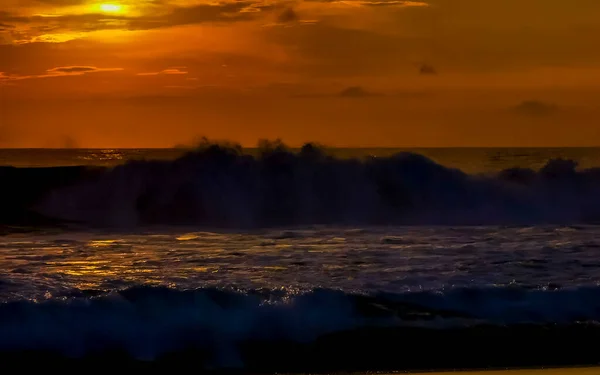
1, 0, 600, 147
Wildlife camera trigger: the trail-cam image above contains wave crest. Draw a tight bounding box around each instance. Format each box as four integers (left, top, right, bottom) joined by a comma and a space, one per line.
35, 141, 600, 227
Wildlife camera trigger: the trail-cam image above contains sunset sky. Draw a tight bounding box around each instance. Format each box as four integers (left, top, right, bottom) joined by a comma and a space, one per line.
1, 0, 600, 147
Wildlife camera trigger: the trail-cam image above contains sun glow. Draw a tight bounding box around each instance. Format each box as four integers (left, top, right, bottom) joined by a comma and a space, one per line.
99, 3, 123, 13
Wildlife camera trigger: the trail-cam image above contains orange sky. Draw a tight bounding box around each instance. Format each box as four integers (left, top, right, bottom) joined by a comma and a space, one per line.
1, 0, 600, 147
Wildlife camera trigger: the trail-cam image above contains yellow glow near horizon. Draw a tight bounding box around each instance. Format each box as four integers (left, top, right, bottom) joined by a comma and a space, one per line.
99, 4, 123, 13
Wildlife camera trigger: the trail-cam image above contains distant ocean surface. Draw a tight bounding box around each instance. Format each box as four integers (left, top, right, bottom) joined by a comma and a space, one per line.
2, 146, 600, 371
1, 147, 600, 173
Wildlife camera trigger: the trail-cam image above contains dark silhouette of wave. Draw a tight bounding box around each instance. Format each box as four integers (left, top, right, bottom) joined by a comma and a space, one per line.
2, 140, 600, 229
28, 140, 600, 228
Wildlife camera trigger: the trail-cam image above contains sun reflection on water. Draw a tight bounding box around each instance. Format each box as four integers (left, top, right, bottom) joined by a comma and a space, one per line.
88, 239, 120, 247
3, 227, 597, 302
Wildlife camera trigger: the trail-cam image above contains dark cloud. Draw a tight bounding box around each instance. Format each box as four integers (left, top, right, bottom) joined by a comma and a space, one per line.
291, 86, 382, 98
338, 86, 376, 98
47, 66, 99, 73
266, 23, 427, 77
0, 11, 28, 25
277, 8, 298, 23
303, 0, 429, 6
419, 63, 437, 75
127, 2, 264, 30
512, 100, 559, 116
356, 0, 429, 6
264, 1, 600, 77
61, 135, 79, 148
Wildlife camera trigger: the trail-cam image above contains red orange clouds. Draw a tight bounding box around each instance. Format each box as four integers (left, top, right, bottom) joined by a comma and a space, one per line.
1, 0, 600, 147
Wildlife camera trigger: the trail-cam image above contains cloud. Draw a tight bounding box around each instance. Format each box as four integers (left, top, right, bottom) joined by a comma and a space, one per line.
419, 63, 437, 75
512, 100, 559, 116
303, 0, 429, 6
61, 135, 79, 148
262, 7, 318, 28
268, 0, 600, 76
0, 1, 278, 44
277, 8, 299, 23
48, 66, 102, 73
165, 85, 197, 89
338, 86, 376, 97
292, 85, 382, 98
128, 2, 268, 29
5, 0, 600, 86
354, 0, 430, 7
34, 0, 88, 4
265, 23, 424, 77
47, 66, 124, 75
137, 67, 188, 76
0, 65, 123, 81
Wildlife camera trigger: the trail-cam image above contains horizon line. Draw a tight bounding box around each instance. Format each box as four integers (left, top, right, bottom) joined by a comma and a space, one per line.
1, 146, 600, 150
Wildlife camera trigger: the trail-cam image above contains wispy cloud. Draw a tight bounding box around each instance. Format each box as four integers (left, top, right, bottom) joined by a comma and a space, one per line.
165, 85, 197, 89
47, 66, 116, 74
0, 65, 124, 81
338, 86, 377, 97
0, 71, 9, 85
512, 100, 559, 117
0, 22, 15, 30
137, 67, 188, 76
33, 0, 89, 5
304, 0, 429, 6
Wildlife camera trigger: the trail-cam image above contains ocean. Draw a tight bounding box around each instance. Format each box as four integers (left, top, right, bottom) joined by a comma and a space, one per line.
1, 146, 600, 371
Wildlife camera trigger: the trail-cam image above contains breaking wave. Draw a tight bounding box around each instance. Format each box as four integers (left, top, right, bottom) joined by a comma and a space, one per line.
2, 286, 600, 370
33, 141, 600, 228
